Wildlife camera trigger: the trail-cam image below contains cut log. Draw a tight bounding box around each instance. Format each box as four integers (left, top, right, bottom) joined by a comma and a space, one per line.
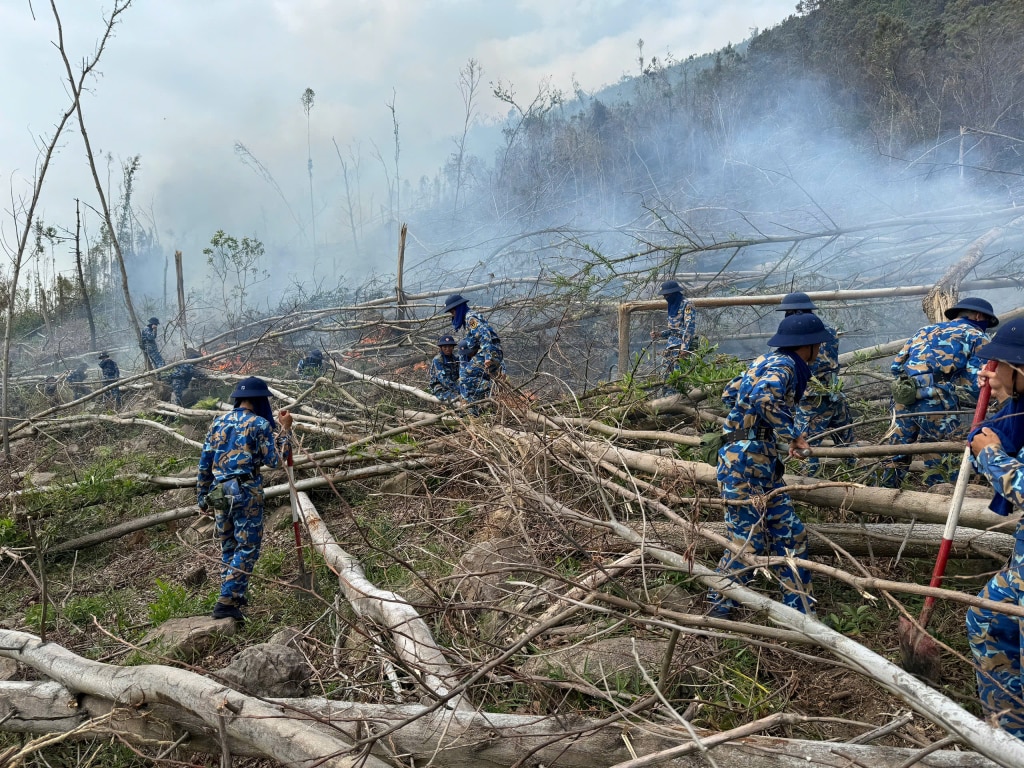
0, 629, 387, 768
0, 681, 1006, 767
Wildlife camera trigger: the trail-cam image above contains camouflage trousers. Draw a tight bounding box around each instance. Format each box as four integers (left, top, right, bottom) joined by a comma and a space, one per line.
169, 380, 188, 406
966, 564, 1024, 740
460, 357, 495, 403
708, 440, 814, 615
878, 398, 961, 487
798, 394, 854, 475
214, 481, 264, 606
144, 348, 163, 374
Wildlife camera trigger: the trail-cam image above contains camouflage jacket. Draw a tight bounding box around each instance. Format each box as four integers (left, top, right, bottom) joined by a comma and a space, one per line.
429, 352, 460, 401
659, 299, 697, 351
168, 362, 196, 387
890, 319, 990, 401
197, 407, 290, 507
98, 359, 120, 381
812, 323, 840, 381
462, 310, 503, 370
141, 326, 158, 350
296, 356, 323, 377
721, 352, 803, 443
973, 444, 1024, 526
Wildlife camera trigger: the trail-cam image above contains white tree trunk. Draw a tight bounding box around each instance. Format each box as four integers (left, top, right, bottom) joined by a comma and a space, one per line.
0, 629, 388, 768
295, 491, 470, 710
0, 681, 1007, 768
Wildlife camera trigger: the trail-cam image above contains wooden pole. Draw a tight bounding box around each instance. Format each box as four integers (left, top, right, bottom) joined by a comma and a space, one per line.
617, 303, 631, 378
75, 201, 97, 352
395, 222, 408, 326
174, 250, 187, 351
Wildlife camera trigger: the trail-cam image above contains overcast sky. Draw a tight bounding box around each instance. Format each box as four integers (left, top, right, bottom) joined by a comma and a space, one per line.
0, 0, 797, 276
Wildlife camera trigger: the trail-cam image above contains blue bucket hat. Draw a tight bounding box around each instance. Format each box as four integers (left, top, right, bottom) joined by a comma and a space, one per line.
945, 296, 998, 326
443, 294, 469, 313
776, 291, 818, 312
147, 317, 160, 326
308, 348, 323, 359
658, 280, 683, 296
230, 376, 273, 400
977, 319, 1024, 365
768, 313, 831, 348
437, 335, 457, 346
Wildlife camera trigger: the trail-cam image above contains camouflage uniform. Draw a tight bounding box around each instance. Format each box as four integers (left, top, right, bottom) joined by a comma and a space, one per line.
459, 310, 503, 403
67, 366, 89, 400
794, 323, 852, 474
880, 318, 989, 486
708, 352, 814, 616
296, 353, 323, 378
98, 357, 121, 408
659, 298, 697, 376
140, 325, 165, 369
167, 362, 197, 406
457, 337, 490, 409
966, 442, 1024, 740
429, 351, 460, 403
197, 408, 290, 607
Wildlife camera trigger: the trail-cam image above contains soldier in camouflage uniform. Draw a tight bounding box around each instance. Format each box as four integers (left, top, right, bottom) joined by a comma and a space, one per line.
879, 297, 996, 487
707, 313, 829, 618
966, 319, 1024, 740
167, 348, 203, 406
197, 376, 293, 621
429, 335, 460, 404
296, 348, 324, 378
97, 352, 121, 409
67, 362, 89, 400
651, 279, 697, 378
775, 292, 852, 475
443, 294, 503, 406
140, 317, 165, 371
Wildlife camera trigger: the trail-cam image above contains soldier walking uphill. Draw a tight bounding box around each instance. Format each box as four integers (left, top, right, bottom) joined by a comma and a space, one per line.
775, 292, 853, 474
879, 297, 996, 487
428, 335, 460, 404
97, 352, 121, 409
707, 313, 829, 618
197, 376, 293, 622
651, 279, 697, 380
965, 319, 1024, 741
443, 294, 503, 407
140, 317, 165, 371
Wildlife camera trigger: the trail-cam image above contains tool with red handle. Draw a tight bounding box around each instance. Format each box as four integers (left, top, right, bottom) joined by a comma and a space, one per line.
898, 359, 996, 682
287, 449, 314, 594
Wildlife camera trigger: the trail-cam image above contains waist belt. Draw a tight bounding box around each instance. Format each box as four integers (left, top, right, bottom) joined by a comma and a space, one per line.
722, 425, 775, 445
217, 472, 258, 485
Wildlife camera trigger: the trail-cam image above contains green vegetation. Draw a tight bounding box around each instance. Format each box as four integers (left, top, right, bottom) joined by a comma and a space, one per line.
147, 578, 214, 625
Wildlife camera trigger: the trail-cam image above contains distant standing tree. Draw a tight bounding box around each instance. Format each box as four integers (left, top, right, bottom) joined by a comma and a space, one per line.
203, 230, 270, 323
302, 87, 317, 260
451, 59, 482, 219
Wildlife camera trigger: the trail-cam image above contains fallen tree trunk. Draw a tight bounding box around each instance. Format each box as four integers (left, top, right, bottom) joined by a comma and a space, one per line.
0, 681, 1006, 767
562, 433, 1017, 533
49, 458, 440, 553
0, 630, 387, 768
295, 490, 470, 710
